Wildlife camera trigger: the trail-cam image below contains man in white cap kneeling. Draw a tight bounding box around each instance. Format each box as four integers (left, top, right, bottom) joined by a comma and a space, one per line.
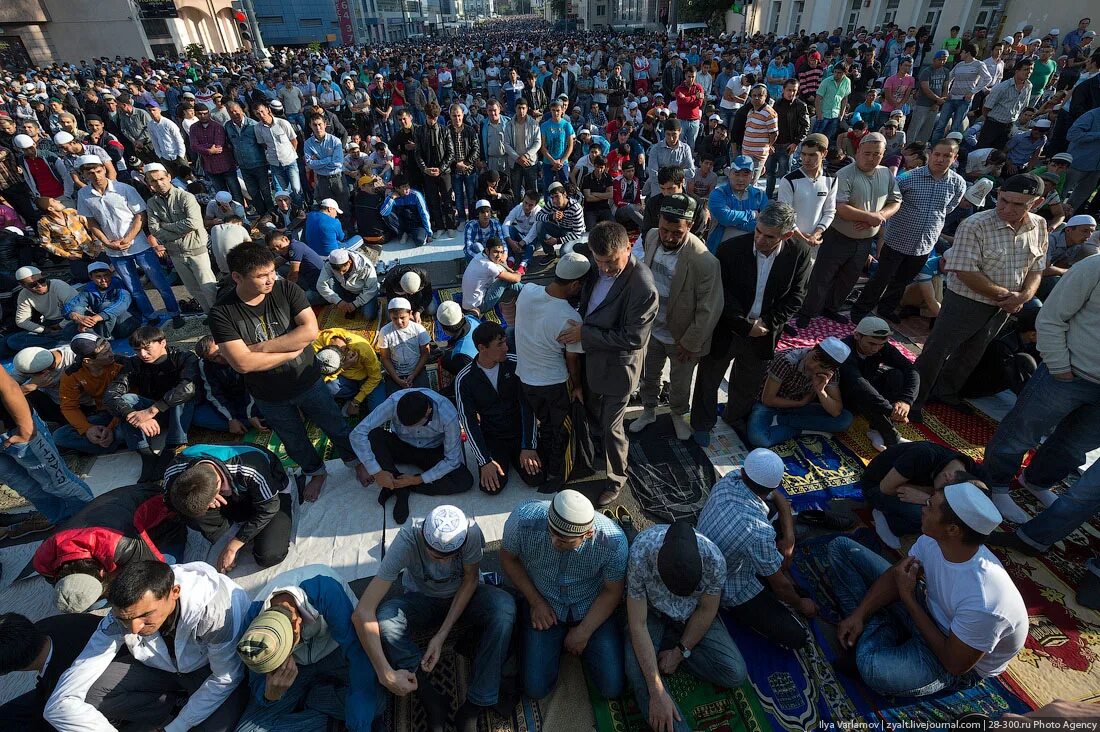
697, 448, 817, 651
827, 481, 1028, 696
318, 248, 380, 320
501, 489, 629, 701
354, 506, 515, 732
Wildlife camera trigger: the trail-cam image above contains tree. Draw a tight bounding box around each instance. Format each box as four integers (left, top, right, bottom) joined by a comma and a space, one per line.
682, 0, 730, 24
550, 0, 569, 18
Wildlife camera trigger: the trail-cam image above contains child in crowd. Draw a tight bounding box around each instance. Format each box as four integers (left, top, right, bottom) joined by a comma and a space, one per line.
375, 297, 431, 394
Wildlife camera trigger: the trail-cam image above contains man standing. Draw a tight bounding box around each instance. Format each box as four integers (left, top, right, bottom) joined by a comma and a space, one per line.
415, 102, 457, 238
644, 119, 696, 197
76, 156, 182, 328
557, 222, 657, 506
796, 133, 901, 329
225, 102, 274, 216
691, 202, 811, 445
480, 99, 512, 175
851, 139, 967, 324
741, 84, 779, 183
209, 243, 370, 502
913, 174, 1048, 418
304, 115, 348, 215
508, 98, 542, 198
674, 65, 706, 150
1065, 107, 1100, 213
977, 59, 1034, 151
706, 155, 769, 252
448, 104, 482, 223
115, 92, 154, 162
539, 100, 575, 192
776, 133, 836, 250
766, 79, 811, 198
254, 102, 302, 209
625, 521, 744, 732
630, 195, 722, 442
45, 561, 250, 732
501, 491, 628, 701
146, 104, 188, 178
931, 44, 993, 142
813, 64, 851, 141
188, 106, 241, 204
909, 51, 950, 146
144, 163, 217, 314
697, 448, 817, 650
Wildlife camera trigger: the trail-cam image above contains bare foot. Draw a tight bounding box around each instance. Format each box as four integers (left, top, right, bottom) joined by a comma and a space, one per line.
355, 463, 374, 486
303, 474, 326, 502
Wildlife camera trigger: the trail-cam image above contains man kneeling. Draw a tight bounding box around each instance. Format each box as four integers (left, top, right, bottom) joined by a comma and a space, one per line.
827, 481, 1028, 696
354, 506, 515, 732
235, 564, 381, 732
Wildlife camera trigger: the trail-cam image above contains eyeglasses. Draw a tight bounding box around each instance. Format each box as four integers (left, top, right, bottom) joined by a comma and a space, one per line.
23, 277, 47, 288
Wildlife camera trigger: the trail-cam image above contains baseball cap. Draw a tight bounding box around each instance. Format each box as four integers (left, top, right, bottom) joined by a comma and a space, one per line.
1002, 173, 1043, 196
475, 199, 492, 211
945, 131, 965, 141
319, 198, 343, 213
855, 316, 891, 338
934, 49, 949, 59
70, 333, 108, 359
730, 154, 754, 171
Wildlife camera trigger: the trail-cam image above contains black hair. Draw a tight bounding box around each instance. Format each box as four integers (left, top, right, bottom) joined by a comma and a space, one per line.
56, 557, 105, 579
195, 334, 216, 358
169, 463, 221, 518
396, 390, 432, 426
657, 166, 685, 186
472, 321, 506, 349
129, 325, 166, 349
106, 560, 175, 609
265, 229, 289, 245
227, 242, 276, 276
485, 236, 505, 252
392, 173, 409, 188
0, 614, 47, 675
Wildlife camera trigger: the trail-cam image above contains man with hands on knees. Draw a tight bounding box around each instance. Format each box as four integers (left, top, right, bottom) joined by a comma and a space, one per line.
827, 481, 1028, 697
625, 520, 746, 732
353, 506, 515, 732
500, 490, 629, 701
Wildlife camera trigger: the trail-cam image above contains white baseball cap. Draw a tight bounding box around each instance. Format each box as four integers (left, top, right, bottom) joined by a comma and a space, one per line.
319, 198, 343, 213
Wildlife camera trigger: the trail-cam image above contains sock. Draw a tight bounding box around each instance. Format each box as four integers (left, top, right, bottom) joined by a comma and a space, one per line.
393, 488, 411, 524
991, 493, 1030, 524
415, 669, 449, 732
872, 509, 902, 550
377, 487, 394, 506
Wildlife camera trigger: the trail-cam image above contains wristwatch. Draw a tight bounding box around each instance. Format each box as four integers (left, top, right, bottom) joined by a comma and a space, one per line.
676, 642, 692, 659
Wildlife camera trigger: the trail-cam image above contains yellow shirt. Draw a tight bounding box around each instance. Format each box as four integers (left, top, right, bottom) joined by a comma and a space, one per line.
313, 328, 383, 403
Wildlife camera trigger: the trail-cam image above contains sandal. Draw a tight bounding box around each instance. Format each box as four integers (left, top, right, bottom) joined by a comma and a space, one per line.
796, 509, 854, 531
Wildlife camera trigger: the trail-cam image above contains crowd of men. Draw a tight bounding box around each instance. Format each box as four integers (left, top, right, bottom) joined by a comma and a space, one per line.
0, 12, 1099, 732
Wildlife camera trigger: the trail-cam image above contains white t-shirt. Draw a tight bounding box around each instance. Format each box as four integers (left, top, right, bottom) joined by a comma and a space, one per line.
909, 535, 1029, 678
461, 254, 503, 310
720, 75, 746, 110
515, 284, 584, 386
649, 245, 681, 345
376, 321, 430, 377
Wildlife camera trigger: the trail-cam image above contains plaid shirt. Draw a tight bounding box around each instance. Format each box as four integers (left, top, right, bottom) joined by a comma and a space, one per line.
760, 346, 838, 400
883, 166, 967, 256
945, 208, 1048, 306
502, 500, 628, 622
626, 525, 726, 622
696, 473, 783, 607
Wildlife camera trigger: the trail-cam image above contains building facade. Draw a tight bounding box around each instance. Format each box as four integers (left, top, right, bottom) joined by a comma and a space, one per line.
251, 0, 444, 45
0, 0, 243, 64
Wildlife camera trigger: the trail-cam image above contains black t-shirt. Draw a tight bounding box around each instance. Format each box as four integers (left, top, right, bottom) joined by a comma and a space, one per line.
861, 441, 976, 489
209, 279, 321, 402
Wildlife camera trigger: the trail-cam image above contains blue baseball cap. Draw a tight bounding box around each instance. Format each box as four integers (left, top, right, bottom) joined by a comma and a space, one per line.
730, 155, 754, 171
934, 49, 950, 59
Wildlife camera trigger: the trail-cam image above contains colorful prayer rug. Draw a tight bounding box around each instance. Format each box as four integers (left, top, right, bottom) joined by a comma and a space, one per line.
316, 303, 381, 335
589, 676, 771, 732
773, 432, 867, 512
435, 286, 506, 331
776, 315, 916, 362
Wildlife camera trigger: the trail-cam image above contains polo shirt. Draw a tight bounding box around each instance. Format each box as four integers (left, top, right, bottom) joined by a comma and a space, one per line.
831, 164, 902, 240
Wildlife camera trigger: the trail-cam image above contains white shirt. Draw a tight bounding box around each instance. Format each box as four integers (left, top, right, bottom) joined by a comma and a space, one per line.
504, 202, 539, 238
254, 117, 299, 166
515, 284, 584, 386
720, 75, 746, 110
461, 253, 504, 310
209, 222, 253, 273
587, 271, 617, 315
749, 244, 781, 320
376, 321, 430, 377
909, 535, 1029, 678
147, 116, 186, 160
777, 167, 838, 237
649, 245, 681, 345
76, 180, 151, 257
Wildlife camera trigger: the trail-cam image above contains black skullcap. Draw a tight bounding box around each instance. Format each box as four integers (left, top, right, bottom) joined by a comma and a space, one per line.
657, 520, 702, 597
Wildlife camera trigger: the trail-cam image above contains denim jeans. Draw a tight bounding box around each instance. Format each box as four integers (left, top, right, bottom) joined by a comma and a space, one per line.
240, 165, 275, 215
5, 321, 78, 353
326, 375, 387, 413
983, 364, 1100, 494
88, 309, 141, 340
524, 220, 568, 263
111, 249, 180, 321
930, 98, 971, 143
1018, 460, 1100, 550
747, 402, 854, 447
115, 395, 194, 451
680, 119, 700, 150
764, 150, 793, 198
207, 170, 243, 206
452, 170, 479, 221
624, 611, 746, 731
480, 280, 523, 314
270, 162, 304, 208
52, 411, 126, 456
377, 585, 516, 706
812, 117, 839, 141
520, 603, 625, 700
825, 537, 977, 696
541, 160, 571, 192
386, 215, 429, 246
0, 413, 93, 524
251, 378, 357, 476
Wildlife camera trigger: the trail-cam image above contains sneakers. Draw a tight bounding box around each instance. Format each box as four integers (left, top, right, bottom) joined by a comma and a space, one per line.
0, 514, 53, 541
596, 485, 622, 507
872, 509, 901, 550
991, 493, 1030, 524
172, 314, 186, 330
671, 413, 693, 441
629, 408, 656, 433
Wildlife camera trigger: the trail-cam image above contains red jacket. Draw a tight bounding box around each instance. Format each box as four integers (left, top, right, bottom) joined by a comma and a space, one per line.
33, 495, 172, 579
675, 82, 705, 121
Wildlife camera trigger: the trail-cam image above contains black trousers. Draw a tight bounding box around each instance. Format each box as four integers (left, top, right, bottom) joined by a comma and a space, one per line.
0, 689, 51, 732
976, 117, 1013, 151
484, 434, 546, 488
367, 427, 473, 495
511, 162, 539, 198
421, 172, 456, 230
691, 332, 770, 429
190, 493, 293, 567
799, 228, 873, 317
851, 245, 929, 322
521, 381, 571, 485
26, 390, 64, 425
724, 585, 809, 651
0, 181, 39, 225
842, 367, 912, 446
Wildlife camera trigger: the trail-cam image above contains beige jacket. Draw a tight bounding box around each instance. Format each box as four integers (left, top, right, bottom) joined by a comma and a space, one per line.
642, 228, 724, 356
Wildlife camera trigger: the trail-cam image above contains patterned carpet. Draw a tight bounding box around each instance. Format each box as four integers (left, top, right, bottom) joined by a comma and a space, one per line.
590, 676, 770, 732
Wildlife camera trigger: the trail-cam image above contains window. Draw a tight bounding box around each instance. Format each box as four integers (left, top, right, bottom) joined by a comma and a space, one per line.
882, 0, 899, 26
301, 18, 322, 26
141, 18, 171, 38
768, 1, 782, 35
256, 15, 285, 24
846, 0, 861, 34
789, 1, 804, 35
596, 4, 606, 16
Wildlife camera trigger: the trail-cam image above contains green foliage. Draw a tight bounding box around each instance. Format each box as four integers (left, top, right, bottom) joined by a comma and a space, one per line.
682, 0, 729, 23
183, 43, 206, 62
550, 0, 569, 18
307, 41, 322, 52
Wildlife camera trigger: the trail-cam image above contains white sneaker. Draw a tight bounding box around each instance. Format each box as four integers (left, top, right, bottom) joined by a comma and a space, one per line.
671, 412, 693, 441
872, 509, 902, 550
991, 493, 1030, 524
867, 430, 887, 452
629, 408, 656, 433
433, 229, 446, 239
1019, 476, 1060, 508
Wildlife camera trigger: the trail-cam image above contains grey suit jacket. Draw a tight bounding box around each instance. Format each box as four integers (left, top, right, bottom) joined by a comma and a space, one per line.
579, 256, 658, 397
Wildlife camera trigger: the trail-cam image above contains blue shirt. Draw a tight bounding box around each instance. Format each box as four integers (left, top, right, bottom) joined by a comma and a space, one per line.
304, 132, 344, 176
447, 315, 481, 360
287, 238, 324, 290
502, 500, 628, 622
304, 211, 346, 257
540, 118, 575, 160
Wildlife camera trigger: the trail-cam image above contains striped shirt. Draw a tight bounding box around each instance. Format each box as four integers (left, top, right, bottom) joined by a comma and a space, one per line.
945, 59, 994, 100
742, 104, 779, 160
528, 193, 585, 246
884, 166, 967, 256
945, 208, 1048, 305
983, 78, 1032, 124
502, 500, 629, 621
797, 65, 825, 100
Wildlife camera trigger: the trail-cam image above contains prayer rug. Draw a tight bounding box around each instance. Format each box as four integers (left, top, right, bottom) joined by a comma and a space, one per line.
245, 424, 335, 470
435, 287, 506, 329
316, 303, 380, 334
837, 402, 999, 467
733, 529, 1033, 730
625, 413, 716, 524
776, 316, 916, 361
590, 676, 771, 732
772, 433, 867, 512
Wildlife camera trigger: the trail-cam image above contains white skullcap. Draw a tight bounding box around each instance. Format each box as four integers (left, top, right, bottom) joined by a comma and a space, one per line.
12, 134, 34, 148
14, 266, 41, 280
548, 489, 595, 536
387, 296, 411, 311
944, 482, 1001, 535
818, 335, 851, 364
475, 198, 492, 211
399, 271, 422, 293
328, 249, 350, 265
52, 131, 74, 145
143, 162, 167, 175
215, 191, 233, 203
436, 300, 464, 327
1066, 215, 1097, 228
423, 505, 470, 554
555, 252, 591, 280
75, 154, 102, 168
743, 448, 785, 490
14, 347, 54, 374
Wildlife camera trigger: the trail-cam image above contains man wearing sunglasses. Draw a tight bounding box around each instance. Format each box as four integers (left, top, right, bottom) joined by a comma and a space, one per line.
7, 265, 79, 353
